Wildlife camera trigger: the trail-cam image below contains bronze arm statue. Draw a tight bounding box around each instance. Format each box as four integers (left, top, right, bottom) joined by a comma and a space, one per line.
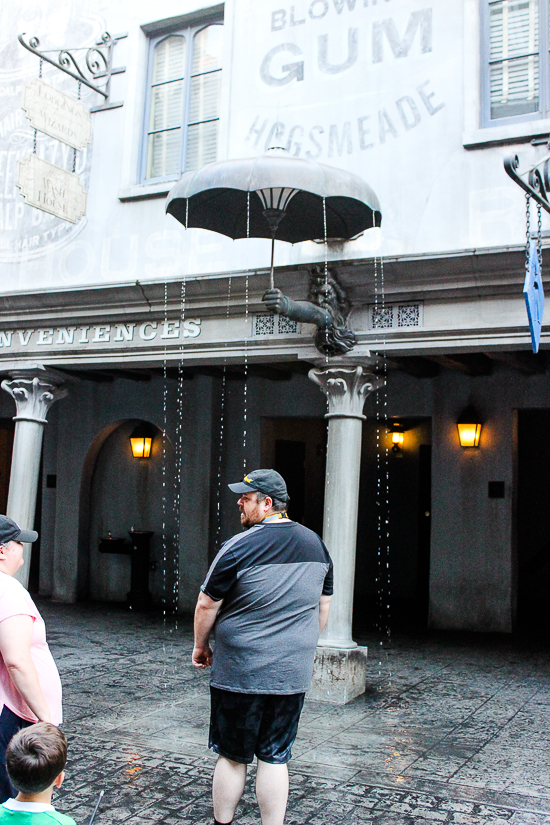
262, 267, 357, 357
263, 288, 332, 328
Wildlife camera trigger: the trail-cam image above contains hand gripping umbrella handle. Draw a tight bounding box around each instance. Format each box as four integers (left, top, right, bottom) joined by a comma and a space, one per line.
88, 790, 104, 825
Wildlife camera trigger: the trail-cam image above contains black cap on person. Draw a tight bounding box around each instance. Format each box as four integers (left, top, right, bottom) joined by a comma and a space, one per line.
0, 515, 38, 545
228, 469, 289, 502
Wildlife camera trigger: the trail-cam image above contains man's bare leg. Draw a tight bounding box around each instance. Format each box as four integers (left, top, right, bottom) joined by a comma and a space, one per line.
255, 760, 289, 825
212, 756, 247, 823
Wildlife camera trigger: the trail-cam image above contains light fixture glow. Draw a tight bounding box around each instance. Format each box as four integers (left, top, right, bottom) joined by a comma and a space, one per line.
456, 406, 482, 448
388, 422, 405, 455
129, 423, 155, 459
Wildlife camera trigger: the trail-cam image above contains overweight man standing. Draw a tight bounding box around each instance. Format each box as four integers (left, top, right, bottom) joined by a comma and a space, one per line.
193, 469, 333, 825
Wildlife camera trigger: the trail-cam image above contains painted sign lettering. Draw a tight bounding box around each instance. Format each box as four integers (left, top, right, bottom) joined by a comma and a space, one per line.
246, 79, 444, 157
16, 154, 87, 223
22, 79, 92, 150
0, 319, 202, 354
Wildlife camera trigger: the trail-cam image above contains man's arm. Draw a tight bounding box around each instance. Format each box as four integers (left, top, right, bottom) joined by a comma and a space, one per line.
319, 595, 332, 634
0, 615, 51, 722
192, 591, 223, 669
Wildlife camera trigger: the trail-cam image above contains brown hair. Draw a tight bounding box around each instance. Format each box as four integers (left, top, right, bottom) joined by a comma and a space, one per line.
255, 491, 288, 514
7, 723, 67, 794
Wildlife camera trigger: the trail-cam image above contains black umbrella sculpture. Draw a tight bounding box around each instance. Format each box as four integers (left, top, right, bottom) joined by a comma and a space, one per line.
165, 147, 382, 291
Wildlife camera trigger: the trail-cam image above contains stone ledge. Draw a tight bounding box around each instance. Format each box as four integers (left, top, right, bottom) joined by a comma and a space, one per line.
307, 645, 368, 704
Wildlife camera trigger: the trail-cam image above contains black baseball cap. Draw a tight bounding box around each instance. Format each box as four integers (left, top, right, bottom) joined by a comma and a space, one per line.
228, 469, 289, 502
0, 515, 38, 545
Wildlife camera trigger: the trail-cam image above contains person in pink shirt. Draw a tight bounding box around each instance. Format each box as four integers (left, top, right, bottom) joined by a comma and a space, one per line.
0, 516, 62, 802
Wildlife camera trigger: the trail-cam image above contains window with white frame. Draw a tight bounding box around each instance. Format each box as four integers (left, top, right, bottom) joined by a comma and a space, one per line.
142, 20, 223, 181
483, 0, 549, 125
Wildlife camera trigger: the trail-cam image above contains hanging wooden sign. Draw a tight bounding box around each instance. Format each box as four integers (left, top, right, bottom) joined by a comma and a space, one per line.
21, 79, 92, 150
16, 154, 87, 224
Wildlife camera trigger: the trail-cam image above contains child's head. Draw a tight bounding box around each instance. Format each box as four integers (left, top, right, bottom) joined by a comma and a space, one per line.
7, 723, 67, 795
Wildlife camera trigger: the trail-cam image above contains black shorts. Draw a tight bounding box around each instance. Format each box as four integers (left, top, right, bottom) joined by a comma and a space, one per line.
209, 686, 305, 765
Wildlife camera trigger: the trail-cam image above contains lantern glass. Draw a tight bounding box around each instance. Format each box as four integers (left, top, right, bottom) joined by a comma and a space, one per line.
129, 424, 155, 458
391, 431, 404, 446
130, 436, 152, 458
457, 422, 481, 448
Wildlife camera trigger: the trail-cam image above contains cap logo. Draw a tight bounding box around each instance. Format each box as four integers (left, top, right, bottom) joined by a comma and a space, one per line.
244, 475, 253, 483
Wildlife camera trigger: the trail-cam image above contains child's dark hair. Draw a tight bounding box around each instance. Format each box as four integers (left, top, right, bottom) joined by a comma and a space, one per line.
7, 723, 67, 794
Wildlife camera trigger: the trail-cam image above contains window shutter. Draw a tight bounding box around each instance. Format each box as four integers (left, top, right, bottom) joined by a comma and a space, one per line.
489, 0, 539, 120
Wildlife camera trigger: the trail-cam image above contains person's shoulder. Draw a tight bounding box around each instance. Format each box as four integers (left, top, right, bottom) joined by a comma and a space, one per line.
44, 809, 77, 825
291, 522, 323, 544
0, 571, 21, 592
291, 523, 332, 558
0, 572, 37, 606
226, 525, 265, 551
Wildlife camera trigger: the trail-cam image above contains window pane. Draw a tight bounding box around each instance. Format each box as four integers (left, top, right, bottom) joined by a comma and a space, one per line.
186, 120, 219, 171
153, 35, 186, 84
489, 0, 539, 119
150, 80, 184, 131
490, 0, 538, 60
192, 25, 223, 75
147, 129, 181, 179
188, 71, 221, 123
490, 54, 539, 117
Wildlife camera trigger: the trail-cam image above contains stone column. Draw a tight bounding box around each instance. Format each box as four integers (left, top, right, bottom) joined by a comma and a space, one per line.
1, 364, 68, 588
308, 361, 383, 702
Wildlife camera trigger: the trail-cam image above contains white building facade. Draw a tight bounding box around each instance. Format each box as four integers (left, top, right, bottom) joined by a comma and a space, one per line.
0, 0, 549, 639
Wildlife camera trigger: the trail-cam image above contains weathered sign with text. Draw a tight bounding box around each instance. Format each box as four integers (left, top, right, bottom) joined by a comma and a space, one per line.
22, 79, 92, 150
16, 154, 87, 223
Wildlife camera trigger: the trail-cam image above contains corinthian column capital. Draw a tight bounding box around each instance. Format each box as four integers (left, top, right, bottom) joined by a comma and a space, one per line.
308, 361, 384, 419
1, 364, 69, 423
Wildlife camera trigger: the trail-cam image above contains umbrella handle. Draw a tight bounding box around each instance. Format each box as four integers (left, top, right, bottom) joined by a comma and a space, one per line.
270, 236, 275, 290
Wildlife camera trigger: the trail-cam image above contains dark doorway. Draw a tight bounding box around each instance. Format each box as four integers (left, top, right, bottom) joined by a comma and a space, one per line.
517, 410, 550, 633
0, 419, 14, 514
354, 417, 432, 633
261, 418, 326, 537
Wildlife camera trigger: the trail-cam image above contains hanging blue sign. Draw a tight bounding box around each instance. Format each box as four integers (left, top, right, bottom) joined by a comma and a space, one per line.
524, 240, 545, 353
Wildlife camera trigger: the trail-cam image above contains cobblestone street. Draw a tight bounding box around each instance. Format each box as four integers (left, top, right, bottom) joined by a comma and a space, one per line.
39, 600, 550, 825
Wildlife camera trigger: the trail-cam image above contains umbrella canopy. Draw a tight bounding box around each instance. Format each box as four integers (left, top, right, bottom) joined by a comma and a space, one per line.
165, 148, 381, 242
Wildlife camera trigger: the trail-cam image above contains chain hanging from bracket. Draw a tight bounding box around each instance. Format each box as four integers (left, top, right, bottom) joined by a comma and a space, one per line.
537, 202, 543, 268
526, 192, 531, 275
72, 81, 81, 173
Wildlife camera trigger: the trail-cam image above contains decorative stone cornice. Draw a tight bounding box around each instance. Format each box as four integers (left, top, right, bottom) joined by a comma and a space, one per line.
308, 361, 384, 419
1, 365, 69, 423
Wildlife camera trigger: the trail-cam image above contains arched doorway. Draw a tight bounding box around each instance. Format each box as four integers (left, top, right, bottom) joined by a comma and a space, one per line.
78, 420, 177, 606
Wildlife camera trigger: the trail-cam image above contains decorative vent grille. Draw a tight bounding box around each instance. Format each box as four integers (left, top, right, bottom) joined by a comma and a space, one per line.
370, 302, 423, 330
397, 304, 421, 327
254, 314, 275, 336
254, 314, 298, 336
278, 315, 298, 334
371, 307, 394, 329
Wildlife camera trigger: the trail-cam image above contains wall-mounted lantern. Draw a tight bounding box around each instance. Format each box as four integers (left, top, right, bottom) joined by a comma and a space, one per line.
456, 406, 482, 448
388, 422, 405, 456
129, 423, 155, 458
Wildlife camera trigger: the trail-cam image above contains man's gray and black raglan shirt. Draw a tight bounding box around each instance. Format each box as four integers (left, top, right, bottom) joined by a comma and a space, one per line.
201, 522, 333, 695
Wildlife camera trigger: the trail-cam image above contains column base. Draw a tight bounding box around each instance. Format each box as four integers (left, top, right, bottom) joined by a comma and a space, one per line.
307, 645, 368, 704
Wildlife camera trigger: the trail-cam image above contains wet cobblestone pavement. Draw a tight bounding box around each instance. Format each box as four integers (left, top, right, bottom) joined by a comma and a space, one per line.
38, 600, 550, 825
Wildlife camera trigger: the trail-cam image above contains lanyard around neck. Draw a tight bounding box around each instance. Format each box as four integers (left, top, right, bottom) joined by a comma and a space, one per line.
262, 513, 287, 523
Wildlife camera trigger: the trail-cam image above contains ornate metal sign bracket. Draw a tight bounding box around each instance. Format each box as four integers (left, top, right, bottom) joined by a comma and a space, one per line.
504, 142, 550, 215
18, 31, 127, 112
